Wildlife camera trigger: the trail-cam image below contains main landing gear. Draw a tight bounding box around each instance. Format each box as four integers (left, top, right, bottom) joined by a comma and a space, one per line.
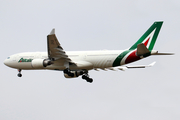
17, 68, 93, 83
63, 68, 93, 83
63, 68, 75, 77
82, 74, 93, 83
17, 69, 22, 77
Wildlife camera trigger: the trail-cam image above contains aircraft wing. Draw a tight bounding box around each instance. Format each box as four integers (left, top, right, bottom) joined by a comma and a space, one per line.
47, 29, 72, 63
94, 62, 156, 71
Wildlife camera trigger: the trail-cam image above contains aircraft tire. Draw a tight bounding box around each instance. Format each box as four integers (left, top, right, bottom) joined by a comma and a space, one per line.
63, 69, 69, 74
17, 73, 22, 77
68, 73, 74, 77
82, 75, 93, 83
87, 78, 93, 83
82, 75, 87, 79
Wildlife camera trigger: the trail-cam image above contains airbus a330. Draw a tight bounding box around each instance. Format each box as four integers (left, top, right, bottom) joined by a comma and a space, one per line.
4, 21, 173, 83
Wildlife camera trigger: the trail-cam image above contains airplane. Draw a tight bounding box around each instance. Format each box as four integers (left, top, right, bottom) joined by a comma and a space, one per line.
4, 21, 173, 83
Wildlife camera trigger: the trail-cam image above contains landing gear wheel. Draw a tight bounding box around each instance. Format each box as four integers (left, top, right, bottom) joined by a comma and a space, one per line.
17, 73, 22, 77
87, 78, 93, 83
63, 68, 75, 77
17, 69, 22, 77
68, 72, 74, 77
82, 75, 93, 83
63, 68, 69, 74
82, 75, 87, 79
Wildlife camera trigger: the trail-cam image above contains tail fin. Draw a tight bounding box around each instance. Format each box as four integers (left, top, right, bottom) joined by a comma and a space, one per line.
129, 21, 163, 51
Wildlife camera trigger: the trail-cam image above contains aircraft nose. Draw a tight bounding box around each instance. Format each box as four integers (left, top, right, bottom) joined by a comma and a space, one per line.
4, 59, 8, 66
4, 59, 10, 67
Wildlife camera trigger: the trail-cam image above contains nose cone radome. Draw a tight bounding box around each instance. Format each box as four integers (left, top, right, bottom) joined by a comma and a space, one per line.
4, 59, 10, 66
4, 58, 13, 68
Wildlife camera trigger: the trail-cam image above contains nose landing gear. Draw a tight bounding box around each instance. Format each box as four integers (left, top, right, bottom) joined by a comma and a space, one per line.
17, 69, 22, 77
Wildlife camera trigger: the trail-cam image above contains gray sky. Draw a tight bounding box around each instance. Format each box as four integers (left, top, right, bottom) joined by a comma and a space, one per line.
0, 0, 179, 120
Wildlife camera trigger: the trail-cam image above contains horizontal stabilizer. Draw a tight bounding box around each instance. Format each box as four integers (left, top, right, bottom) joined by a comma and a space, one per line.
151, 50, 174, 55
152, 53, 174, 55
137, 43, 150, 56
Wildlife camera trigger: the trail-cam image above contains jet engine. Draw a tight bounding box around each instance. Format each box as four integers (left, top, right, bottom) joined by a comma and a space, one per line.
31, 59, 52, 68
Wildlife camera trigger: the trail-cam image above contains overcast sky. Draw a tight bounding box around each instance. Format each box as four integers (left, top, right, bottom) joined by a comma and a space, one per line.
0, 0, 180, 120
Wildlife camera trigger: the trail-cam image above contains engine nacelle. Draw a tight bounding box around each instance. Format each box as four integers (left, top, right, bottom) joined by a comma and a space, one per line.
64, 70, 84, 78
31, 59, 52, 68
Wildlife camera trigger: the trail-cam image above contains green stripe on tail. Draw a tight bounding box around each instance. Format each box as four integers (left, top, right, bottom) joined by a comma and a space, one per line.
113, 21, 163, 67
129, 21, 163, 50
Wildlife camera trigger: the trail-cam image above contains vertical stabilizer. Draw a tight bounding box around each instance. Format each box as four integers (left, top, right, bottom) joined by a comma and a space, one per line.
129, 21, 163, 51
113, 21, 163, 67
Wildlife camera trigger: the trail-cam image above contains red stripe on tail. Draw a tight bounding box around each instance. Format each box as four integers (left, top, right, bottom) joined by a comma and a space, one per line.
125, 50, 141, 64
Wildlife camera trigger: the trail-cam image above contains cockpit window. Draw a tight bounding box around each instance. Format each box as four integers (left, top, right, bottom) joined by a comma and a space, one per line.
7, 57, 10, 59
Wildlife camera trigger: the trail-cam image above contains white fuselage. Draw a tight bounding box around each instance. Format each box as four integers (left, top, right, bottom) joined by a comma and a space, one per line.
3, 22, 169, 82
4, 50, 123, 71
